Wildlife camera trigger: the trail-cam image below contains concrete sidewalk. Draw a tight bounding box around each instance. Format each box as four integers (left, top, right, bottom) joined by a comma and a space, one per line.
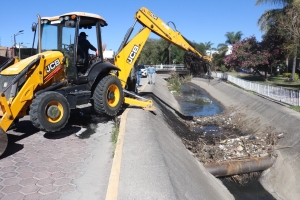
107, 75, 233, 200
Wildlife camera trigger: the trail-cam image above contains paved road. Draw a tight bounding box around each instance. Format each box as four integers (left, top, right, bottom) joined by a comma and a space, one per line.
0, 107, 114, 200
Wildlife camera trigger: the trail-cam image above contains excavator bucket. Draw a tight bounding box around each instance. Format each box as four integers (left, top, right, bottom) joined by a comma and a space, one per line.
184, 51, 210, 77
142, 101, 156, 111
0, 127, 8, 156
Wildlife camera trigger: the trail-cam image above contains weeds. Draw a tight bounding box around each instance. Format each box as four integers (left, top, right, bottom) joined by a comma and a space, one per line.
167, 71, 192, 95
111, 117, 120, 157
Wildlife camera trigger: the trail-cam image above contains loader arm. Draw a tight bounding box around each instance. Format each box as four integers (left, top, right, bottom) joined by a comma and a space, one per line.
115, 7, 211, 87
135, 7, 211, 62
114, 7, 210, 109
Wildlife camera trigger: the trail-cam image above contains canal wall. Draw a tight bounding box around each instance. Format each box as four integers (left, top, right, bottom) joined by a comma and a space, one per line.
136, 75, 234, 200
192, 78, 300, 200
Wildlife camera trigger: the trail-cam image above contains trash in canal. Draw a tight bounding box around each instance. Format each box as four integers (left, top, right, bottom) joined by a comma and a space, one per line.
165, 80, 280, 200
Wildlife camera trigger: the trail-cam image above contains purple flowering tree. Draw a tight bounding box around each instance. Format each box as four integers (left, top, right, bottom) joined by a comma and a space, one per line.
224, 35, 284, 79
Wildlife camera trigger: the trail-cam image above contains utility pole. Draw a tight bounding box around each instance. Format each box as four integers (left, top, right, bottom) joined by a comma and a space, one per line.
14, 30, 24, 48
19, 42, 23, 60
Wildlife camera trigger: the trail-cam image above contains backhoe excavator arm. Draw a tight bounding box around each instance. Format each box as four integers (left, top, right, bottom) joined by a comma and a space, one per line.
115, 7, 211, 88
114, 7, 210, 110
135, 7, 211, 62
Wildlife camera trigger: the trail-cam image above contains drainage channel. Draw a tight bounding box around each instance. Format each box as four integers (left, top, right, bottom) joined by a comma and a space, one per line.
155, 82, 276, 200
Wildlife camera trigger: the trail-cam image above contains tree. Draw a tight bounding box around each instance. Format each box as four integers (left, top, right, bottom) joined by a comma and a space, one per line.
224, 36, 273, 78
275, 2, 300, 79
224, 31, 243, 45
211, 44, 228, 71
256, 0, 299, 79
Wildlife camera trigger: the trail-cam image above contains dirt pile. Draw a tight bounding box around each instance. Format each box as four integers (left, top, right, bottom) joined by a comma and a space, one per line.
178, 107, 282, 164
184, 51, 210, 77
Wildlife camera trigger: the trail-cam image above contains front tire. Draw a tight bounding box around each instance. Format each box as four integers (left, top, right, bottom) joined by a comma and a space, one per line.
93, 75, 124, 116
29, 92, 70, 132
0, 128, 8, 156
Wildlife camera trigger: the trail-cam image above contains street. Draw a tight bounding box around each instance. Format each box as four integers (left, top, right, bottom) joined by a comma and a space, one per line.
0, 106, 115, 200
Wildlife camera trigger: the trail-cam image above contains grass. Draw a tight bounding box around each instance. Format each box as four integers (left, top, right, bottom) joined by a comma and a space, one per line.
227, 72, 300, 113
229, 72, 300, 89
111, 117, 120, 157
290, 106, 300, 112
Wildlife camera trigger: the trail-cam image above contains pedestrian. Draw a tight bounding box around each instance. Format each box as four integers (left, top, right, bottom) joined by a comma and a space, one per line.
147, 63, 156, 84
136, 65, 142, 86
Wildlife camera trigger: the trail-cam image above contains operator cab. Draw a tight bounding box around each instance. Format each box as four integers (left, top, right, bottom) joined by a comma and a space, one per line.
39, 12, 107, 78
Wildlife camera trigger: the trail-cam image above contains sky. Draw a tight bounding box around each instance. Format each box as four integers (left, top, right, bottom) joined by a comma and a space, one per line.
0, 0, 281, 51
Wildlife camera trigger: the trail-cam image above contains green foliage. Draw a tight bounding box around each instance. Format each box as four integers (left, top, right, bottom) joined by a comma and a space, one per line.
282, 72, 299, 80
224, 31, 243, 45
219, 66, 228, 72
294, 73, 299, 81
138, 38, 212, 65
111, 118, 120, 157
283, 72, 291, 77
212, 44, 228, 69
167, 71, 191, 94
290, 105, 300, 113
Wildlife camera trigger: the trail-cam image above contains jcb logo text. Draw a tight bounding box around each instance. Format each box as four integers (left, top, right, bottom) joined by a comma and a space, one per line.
127, 45, 139, 64
46, 59, 60, 73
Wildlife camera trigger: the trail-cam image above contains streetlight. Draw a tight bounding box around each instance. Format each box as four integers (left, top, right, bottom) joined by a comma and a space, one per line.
14, 30, 24, 48
19, 42, 23, 60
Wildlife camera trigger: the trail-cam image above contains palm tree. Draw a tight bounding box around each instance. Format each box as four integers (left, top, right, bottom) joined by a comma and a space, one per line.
256, 0, 292, 5
256, 0, 299, 80
224, 31, 243, 45
211, 44, 228, 71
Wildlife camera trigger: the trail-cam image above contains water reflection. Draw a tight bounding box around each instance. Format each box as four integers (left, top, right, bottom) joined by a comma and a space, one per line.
178, 83, 223, 116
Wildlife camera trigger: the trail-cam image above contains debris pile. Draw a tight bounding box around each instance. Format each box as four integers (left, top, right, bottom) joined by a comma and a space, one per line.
184, 51, 209, 77
178, 108, 281, 164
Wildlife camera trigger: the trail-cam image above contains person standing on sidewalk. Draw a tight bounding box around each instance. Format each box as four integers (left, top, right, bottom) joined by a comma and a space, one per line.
136, 65, 142, 86
147, 63, 156, 84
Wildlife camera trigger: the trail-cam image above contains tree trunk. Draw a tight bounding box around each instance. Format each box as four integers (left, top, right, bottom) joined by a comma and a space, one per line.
264, 65, 268, 79
292, 37, 297, 80
286, 57, 289, 72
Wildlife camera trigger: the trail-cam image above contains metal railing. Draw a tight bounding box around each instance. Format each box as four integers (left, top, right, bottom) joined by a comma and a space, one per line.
154, 64, 186, 71
215, 72, 300, 106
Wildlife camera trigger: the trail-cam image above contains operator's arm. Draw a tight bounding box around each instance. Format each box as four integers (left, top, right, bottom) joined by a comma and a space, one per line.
87, 41, 97, 51
87, 40, 98, 55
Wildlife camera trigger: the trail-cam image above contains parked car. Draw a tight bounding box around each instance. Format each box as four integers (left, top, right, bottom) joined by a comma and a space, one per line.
138, 65, 148, 77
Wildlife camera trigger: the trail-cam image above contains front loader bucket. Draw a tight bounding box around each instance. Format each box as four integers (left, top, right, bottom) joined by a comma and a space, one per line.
0, 127, 7, 156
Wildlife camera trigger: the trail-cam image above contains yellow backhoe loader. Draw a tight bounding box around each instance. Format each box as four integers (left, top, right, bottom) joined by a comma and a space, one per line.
0, 7, 210, 155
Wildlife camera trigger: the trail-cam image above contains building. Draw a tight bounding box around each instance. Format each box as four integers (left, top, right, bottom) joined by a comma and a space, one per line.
0, 46, 12, 57
103, 50, 115, 59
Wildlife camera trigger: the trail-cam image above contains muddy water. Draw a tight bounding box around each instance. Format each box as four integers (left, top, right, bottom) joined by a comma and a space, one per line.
176, 83, 275, 200
222, 179, 275, 200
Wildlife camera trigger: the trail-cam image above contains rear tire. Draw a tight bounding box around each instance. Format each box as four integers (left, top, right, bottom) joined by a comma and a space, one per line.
93, 75, 124, 116
29, 92, 70, 132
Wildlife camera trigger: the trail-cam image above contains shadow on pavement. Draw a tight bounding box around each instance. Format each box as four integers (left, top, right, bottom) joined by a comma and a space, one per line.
0, 120, 39, 159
